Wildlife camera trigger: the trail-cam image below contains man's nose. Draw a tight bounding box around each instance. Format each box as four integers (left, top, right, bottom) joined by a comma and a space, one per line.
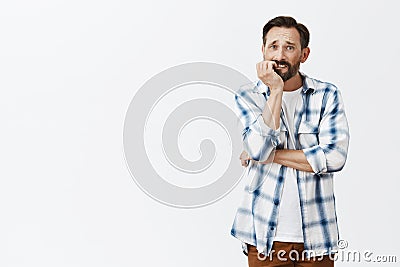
273, 47, 286, 61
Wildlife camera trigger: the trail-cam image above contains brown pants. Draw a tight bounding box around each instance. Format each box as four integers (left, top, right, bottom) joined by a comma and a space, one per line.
247, 242, 334, 267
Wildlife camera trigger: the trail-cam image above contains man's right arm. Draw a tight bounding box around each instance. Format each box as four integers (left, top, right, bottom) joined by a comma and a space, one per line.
257, 60, 284, 130
235, 61, 284, 162
262, 90, 283, 130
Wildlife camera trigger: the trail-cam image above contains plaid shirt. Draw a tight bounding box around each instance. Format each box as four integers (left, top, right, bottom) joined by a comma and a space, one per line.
231, 73, 350, 257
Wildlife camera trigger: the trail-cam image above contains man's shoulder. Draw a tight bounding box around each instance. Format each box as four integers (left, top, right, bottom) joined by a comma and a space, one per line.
303, 74, 339, 94
234, 81, 262, 102
236, 80, 261, 95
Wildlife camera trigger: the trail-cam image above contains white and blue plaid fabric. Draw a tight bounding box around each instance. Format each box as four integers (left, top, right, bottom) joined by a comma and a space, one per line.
231, 73, 350, 257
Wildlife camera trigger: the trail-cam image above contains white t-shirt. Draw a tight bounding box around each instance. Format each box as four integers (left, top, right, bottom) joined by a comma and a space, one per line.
273, 87, 304, 243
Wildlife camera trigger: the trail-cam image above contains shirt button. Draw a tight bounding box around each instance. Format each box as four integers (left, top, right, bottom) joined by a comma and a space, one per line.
270, 227, 275, 231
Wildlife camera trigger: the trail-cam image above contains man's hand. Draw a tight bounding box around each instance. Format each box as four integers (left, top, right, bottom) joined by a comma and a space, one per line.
256, 60, 284, 91
239, 150, 251, 167
239, 150, 275, 167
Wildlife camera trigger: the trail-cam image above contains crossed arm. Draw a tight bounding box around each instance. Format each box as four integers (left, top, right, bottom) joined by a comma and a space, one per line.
236, 68, 349, 174
240, 149, 314, 172
237, 88, 349, 174
239, 84, 314, 172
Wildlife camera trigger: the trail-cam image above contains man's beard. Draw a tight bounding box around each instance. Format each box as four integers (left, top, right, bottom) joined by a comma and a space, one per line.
263, 55, 301, 81
273, 60, 300, 82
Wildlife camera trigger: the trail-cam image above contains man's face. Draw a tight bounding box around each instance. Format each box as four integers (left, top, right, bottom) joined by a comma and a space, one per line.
262, 26, 307, 81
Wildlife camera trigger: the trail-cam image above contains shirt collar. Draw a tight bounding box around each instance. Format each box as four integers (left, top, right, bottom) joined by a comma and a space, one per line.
255, 72, 315, 95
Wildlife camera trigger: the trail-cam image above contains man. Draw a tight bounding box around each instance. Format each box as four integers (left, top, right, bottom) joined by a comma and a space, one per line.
231, 16, 349, 267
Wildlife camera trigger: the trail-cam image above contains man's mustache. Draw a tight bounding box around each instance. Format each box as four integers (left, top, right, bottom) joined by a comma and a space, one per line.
273, 60, 291, 67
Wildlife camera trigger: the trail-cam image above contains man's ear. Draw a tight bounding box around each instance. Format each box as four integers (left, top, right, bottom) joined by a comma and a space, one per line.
261, 44, 265, 55
300, 47, 310, 63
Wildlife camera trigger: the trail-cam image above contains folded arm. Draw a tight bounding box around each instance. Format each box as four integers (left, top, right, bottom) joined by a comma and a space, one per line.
240, 149, 313, 172
240, 88, 349, 174
271, 149, 313, 172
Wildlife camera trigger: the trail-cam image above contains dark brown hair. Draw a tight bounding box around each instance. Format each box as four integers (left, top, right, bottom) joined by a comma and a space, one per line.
262, 16, 310, 49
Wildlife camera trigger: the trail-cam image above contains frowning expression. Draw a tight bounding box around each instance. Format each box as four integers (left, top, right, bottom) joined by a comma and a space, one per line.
262, 26, 309, 81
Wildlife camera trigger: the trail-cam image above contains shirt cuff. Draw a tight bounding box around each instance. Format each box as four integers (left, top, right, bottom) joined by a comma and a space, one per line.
303, 145, 327, 174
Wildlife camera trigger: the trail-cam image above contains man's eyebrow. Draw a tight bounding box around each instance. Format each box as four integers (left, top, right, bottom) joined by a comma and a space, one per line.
266, 40, 297, 46
267, 40, 278, 46
285, 41, 296, 46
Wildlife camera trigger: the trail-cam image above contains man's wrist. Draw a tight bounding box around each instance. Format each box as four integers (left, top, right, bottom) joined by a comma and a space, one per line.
272, 149, 281, 163
269, 88, 283, 96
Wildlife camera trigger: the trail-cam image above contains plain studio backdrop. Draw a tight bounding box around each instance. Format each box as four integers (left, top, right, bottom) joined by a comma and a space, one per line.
1, 0, 399, 266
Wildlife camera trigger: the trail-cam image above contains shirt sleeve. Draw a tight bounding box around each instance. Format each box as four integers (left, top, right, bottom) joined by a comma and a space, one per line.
234, 89, 281, 162
303, 88, 350, 174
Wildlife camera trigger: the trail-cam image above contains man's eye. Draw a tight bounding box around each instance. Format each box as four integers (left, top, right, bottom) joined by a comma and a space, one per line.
269, 45, 277, 49
287, 46, 294, 51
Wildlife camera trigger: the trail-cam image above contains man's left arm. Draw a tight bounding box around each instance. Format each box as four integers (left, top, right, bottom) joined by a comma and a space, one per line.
271, 149, 313, 172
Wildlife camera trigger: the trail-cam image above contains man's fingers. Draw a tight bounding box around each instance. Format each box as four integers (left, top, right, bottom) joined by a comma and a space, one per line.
239, 154, 250, 160
261, 61, 267, 73
256, 62, 263, 74
266, 61, 277, 72
240, 150, 250, 167
257, 60, 277, 75
240, 151, 249, 159
241, 159, 249, 167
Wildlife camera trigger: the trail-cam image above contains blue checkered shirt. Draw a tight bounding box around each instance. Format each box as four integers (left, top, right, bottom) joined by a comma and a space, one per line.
231, 73, 350, 257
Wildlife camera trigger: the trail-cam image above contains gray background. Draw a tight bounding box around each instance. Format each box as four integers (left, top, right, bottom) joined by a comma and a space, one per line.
1, 0, 399, 266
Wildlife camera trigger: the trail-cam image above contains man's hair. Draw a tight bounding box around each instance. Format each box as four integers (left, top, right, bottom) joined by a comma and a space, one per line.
262, 16, 310, 49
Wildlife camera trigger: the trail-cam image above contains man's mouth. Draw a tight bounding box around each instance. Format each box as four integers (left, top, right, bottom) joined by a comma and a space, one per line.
274, 64, 288, 71
273, 61, 289, 69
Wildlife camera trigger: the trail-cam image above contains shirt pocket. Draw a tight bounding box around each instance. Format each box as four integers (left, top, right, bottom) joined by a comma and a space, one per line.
297, 120, 319, 149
